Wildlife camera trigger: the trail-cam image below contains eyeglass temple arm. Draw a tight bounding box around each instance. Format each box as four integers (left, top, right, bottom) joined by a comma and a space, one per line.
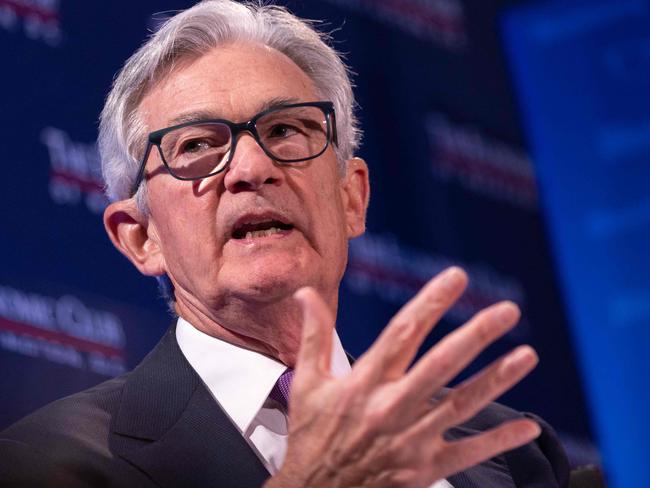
329, 110, 339, 146
130, 143, 153, 197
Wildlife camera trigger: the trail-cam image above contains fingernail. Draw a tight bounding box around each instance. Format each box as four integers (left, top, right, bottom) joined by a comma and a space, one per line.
293, 287, 309, 302
526, 421, 542, 438
497, 302, 520, 323
504, 346, 538, 372
442, 266, 466, 289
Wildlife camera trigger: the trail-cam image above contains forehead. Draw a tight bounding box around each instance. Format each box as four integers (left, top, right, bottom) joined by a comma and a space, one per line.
139, 42, 320, 131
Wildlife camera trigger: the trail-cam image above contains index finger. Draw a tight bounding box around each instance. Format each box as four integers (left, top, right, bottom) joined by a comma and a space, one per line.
356, 267, 468, 380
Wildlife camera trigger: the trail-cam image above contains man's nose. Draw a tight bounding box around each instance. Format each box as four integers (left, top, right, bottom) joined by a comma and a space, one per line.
223, 133, 283, 193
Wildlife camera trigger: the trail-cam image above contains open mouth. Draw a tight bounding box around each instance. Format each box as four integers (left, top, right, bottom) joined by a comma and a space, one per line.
231, 219, 294, 240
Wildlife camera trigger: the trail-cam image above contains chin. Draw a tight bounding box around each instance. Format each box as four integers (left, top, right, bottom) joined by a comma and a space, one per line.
228, 266, 310, 303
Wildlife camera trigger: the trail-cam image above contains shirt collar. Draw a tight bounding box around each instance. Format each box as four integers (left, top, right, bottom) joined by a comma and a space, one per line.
176, 316, 351, 433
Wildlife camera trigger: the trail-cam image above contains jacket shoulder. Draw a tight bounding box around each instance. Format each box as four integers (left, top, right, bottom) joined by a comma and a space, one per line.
0, 374, 136, 487
1, 373, 128, 449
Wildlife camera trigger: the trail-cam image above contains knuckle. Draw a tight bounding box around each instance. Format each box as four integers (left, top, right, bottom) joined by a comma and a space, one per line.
299, 332, 319, 353
389, 317, 419, 343
364, 396, 400, 433
497, 424, 523, 445
348, 367, 374, 392
363, 406, 390, 432
446, 391, 469, 417
419, 296, 448, 319
473, 321, 493, 343
427, 295, 449, 312
471, 306, 492, 324
488, 368, 503, 390
490, 428, 512, 448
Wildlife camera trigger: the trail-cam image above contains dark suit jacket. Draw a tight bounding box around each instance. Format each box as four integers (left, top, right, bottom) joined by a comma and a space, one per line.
0, 326, 569, 487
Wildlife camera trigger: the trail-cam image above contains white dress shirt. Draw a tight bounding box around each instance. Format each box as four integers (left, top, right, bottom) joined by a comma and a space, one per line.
176, 317, 452, 487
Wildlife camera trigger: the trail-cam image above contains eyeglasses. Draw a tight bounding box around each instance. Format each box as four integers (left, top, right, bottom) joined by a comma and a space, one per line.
130, 101, 337, 196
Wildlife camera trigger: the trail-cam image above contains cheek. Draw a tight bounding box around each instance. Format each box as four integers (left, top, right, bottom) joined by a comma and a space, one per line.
312, 180, 348, 254
149, 183, 221, 270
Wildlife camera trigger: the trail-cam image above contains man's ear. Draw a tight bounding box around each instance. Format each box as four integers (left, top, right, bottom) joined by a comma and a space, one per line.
341, 157, 370, 238
103, 199, 165, 276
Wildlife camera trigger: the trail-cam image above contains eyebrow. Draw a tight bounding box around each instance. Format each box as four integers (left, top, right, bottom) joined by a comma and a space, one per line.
167, 96, 302, 126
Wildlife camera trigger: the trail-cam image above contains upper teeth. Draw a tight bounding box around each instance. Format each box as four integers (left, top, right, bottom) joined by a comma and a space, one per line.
245, 227, 282, 239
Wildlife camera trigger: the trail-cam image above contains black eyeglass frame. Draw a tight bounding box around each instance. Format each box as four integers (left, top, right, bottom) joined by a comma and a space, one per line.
130, 100, 337, 196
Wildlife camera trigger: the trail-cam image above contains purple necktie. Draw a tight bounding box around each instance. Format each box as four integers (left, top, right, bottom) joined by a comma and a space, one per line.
269, 368, 294, 410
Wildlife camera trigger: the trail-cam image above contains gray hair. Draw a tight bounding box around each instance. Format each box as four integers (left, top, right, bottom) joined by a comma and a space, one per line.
98, 0, 361, 205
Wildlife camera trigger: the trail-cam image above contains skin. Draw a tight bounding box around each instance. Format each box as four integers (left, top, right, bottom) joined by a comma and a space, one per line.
104, 42, 541, 487
105, 43, 370, 366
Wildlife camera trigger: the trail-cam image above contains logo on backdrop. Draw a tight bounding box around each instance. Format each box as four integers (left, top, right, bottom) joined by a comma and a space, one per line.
345, 233, 529, 340
426, 114, 538, 210
0, 284, 127, 376
323, 0, 467, 50
0, 0, 61, 46
41, 127, 108, 214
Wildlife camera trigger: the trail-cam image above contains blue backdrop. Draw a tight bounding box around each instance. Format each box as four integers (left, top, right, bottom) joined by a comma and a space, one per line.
504, 2, 650, 486
1, 1, 647, 486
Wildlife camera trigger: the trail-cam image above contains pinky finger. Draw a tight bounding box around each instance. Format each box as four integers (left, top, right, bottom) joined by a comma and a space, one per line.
424, 345, 539, 433
434, 419, 541, 481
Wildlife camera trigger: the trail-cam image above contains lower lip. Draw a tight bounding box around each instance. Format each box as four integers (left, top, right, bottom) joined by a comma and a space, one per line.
229, 228, 295, 246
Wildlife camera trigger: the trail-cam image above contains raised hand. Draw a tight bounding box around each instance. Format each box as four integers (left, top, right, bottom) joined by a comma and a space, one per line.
266, 267, 540, 488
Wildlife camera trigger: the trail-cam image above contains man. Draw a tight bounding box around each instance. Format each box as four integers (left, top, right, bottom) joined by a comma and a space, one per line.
0, 1, 569, 487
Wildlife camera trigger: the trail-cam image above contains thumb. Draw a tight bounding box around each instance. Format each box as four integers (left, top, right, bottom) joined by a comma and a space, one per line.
294, 287, 334, 376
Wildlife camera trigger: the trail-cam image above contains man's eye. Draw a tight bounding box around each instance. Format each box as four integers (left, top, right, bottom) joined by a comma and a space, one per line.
268, 124, 299, 138
181, 139, 212, 153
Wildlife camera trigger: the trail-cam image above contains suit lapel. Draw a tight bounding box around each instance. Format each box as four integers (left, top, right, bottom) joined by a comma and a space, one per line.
108, 335, 517, 487
109, 326, 269, 487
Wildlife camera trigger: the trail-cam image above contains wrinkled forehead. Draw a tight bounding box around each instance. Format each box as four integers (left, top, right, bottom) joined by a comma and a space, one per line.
137, 43, 321, 132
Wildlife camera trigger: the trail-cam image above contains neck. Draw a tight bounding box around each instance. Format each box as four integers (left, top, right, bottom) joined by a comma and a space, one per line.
173, 287, 338, 367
